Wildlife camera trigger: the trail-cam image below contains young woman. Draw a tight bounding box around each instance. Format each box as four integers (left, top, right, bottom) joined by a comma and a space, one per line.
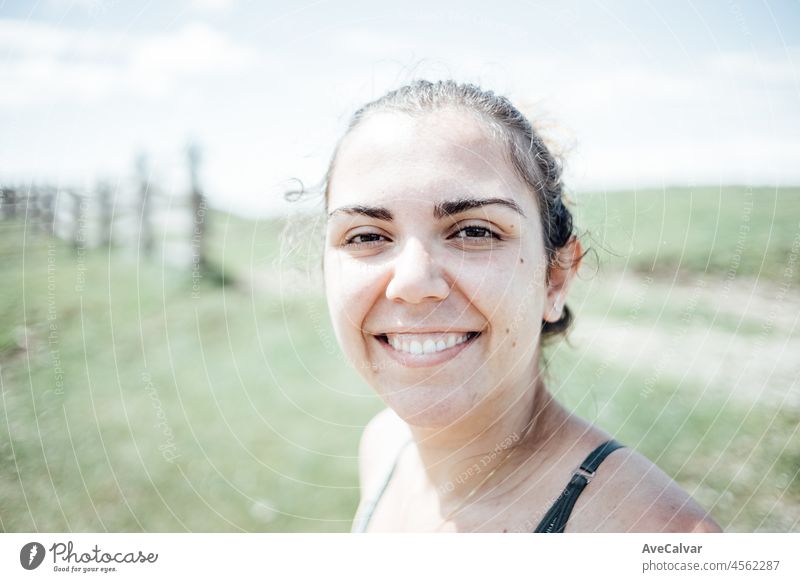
321, 80, 721, 533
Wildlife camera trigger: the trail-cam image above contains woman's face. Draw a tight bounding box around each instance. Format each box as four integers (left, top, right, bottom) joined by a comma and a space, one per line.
323, 108, 572, 428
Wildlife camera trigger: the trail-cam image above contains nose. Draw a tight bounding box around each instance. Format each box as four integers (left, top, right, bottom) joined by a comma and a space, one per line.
385, 238, 450, 304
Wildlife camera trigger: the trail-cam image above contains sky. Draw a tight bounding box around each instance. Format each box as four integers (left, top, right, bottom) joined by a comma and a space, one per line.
1, 0, 799, 216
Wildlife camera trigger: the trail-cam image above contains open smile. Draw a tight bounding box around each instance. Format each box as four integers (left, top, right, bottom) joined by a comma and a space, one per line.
372, 331, 482, 368
377, 331, 480, 354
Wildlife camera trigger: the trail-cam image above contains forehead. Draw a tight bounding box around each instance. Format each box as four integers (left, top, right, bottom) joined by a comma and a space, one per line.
328, 108, 536, 212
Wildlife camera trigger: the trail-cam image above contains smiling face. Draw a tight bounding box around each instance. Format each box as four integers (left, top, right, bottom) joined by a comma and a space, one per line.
323, 107, 573, 429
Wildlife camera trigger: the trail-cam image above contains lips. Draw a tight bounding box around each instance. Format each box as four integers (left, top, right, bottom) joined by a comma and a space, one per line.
375, 331, 481, 355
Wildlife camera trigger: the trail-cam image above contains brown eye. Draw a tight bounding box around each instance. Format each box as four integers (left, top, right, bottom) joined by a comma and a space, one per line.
452, 225, 501, 240
344, 232, 389, 246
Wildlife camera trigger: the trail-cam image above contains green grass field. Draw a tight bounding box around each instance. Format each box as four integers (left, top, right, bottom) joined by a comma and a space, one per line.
574, 186, 800, 284
1, 186, 798, 532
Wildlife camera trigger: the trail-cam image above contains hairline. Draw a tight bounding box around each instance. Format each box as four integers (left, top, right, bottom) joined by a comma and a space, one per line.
324, 105, 545, 215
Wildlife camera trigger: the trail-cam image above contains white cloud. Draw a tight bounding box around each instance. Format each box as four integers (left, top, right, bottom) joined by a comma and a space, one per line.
0, 18, 120, 58
0, 19, 258, 107
128, 22, 257, 92
708, 49, 800, 86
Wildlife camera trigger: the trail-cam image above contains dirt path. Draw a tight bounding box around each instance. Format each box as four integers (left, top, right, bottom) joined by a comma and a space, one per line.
570, 271, 800, 409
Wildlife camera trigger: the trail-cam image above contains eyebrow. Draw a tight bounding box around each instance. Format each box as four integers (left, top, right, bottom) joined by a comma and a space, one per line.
327, 204, 393, 221
327, 197, 526, 220
434, 197, 526, 220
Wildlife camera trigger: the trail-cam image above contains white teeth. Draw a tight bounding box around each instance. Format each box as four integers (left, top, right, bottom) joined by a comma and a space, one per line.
382, 332, 476, 355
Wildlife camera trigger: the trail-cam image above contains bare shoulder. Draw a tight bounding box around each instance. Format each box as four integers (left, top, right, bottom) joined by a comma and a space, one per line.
357, 408, 412, 496
568, 445, 722, 533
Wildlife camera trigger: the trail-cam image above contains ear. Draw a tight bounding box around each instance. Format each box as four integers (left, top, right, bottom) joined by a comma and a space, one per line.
542, 236, 583, 323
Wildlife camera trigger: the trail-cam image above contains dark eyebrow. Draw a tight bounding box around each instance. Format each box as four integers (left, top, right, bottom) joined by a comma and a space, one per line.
433, 197, 526, 219
327, 205, 394, 221
327, 197, 525, 221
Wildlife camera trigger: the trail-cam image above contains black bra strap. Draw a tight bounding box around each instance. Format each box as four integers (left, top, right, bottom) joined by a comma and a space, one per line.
533, 439, 625, 533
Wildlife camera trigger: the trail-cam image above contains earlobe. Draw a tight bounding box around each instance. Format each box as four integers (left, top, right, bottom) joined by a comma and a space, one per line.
543, 292, 564, 323
543, 292, 563, 323
543, 236, 582, 323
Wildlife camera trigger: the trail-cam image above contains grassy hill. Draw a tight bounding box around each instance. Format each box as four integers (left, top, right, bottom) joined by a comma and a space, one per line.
1, 187, 797, 532
574, 186, 800, 283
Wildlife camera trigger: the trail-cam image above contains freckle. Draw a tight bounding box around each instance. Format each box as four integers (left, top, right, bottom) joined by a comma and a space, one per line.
512, 342, 516, 348
505, 328, 509, 333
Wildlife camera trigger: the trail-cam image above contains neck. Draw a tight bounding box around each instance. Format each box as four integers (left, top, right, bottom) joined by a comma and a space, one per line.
405, 375, 564, 514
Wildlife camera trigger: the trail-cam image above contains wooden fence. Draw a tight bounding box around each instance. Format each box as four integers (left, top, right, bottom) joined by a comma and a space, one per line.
1, 147, 210, 272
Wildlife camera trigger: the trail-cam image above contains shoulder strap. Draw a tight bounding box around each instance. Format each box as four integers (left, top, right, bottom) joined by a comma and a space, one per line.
351, 437, 413, 533
533, 439, 625, 533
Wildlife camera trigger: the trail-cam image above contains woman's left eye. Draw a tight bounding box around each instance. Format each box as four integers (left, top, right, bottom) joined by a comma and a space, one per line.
451, 225, 501, 240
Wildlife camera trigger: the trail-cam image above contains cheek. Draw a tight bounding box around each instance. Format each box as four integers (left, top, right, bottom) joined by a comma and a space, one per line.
323, 253, 382, 347
475, 255, 548, 350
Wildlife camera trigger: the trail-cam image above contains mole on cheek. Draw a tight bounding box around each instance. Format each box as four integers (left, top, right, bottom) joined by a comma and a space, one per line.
520, 258, 524, 264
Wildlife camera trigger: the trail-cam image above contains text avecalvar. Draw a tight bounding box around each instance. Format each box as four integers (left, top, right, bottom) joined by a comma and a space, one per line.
642, 543, 702, 554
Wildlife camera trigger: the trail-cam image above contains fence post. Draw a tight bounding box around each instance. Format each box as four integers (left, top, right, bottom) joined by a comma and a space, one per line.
69, 189, 87, 250
1, 187, 17, 220
27, 185, 40, 224
136, 154, 154, 257
96, 181, 113, 247
39, 186, 56, 235
187, 143, 207, 276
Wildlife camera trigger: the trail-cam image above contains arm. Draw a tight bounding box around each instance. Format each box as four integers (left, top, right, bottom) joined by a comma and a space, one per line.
351, 408, 411, 532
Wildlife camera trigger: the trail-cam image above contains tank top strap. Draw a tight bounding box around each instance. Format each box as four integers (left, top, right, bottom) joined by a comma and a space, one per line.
351, 437, 414, 533
533, 439, 625, 533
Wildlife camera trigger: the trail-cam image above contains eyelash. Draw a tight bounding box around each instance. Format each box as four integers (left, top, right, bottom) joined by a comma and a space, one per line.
343, 224, 502, 247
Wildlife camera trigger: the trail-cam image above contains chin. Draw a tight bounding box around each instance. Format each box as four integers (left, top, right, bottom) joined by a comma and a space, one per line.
375, 382, 479, 429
